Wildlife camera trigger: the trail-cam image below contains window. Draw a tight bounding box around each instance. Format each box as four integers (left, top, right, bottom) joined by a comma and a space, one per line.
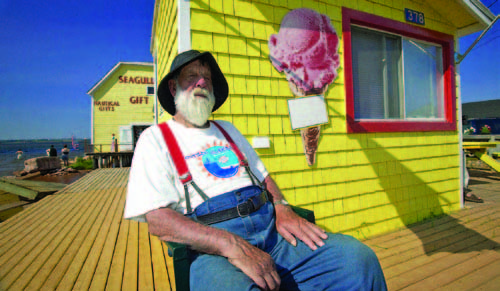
343, 8, 456, 133
147, 86, 155, 95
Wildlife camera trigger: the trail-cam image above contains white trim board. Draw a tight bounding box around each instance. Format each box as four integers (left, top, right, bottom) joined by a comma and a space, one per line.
178, 0, 191, 53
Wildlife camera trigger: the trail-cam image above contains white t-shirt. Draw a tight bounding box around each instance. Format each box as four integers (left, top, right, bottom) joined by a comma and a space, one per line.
124, 119, 269, 222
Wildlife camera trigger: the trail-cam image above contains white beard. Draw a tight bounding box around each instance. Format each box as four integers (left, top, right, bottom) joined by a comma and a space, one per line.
174, 83, 216, 127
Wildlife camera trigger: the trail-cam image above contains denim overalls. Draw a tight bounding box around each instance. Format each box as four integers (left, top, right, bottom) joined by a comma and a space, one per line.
159, 121, 387, 291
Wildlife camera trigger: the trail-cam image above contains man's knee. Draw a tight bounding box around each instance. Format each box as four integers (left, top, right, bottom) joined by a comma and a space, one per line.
327, 234, 381, 271
327, 234, 386, 289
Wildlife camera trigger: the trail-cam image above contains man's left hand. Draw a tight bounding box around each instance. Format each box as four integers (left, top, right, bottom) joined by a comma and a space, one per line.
274, 204, 328, 250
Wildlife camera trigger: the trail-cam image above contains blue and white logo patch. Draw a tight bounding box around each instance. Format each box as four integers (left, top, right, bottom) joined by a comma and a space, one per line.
202, 146, 239, 178
185, 144, 240, 179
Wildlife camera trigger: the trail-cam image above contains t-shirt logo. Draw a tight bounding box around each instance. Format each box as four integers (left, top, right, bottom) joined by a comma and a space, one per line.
202, 146, 239, 178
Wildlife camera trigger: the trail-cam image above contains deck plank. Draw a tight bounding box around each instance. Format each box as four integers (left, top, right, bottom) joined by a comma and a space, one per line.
26, 191, 103, 291
106, 218, 130, 290
382, 231, 499, 281
365, 203, 498, 248
89, 187, 127, 291
0, 195, 65, 248
473, 272, 500, 291
16, 190, 104, 290
150, 236, 172, 291
55, 170, 124, 291
122, 220, 139, 291
39, 175, 123, 290
0, 189, 101, 287
0, 168, 106, 242
138, 222, 154, 290
9, 189, 108, 291
401, 250, 500, 290
163, 240, 177, 291
369, 205, 499, 257
378, 216, 500, 270
73, 170, 127, 290
0, 168, 498, 291
365, 168, 500, 291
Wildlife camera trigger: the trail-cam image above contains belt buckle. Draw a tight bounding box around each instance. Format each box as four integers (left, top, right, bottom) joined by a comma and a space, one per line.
237, 199, 254, 217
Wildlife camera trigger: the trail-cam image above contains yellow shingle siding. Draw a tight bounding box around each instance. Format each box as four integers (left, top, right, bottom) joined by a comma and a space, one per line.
154, 0, 462, 239
155, 0, 178, 123
92, 64, 154, 150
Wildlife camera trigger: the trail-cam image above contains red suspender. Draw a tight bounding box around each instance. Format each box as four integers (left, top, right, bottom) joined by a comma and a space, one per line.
158, 120, 260, 207
157, 121, 247, 184
158, 122, 192, 184
212, 121, 261, 187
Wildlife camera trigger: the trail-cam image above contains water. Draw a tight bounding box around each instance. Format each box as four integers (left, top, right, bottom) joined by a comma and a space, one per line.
0, 139, 88, 177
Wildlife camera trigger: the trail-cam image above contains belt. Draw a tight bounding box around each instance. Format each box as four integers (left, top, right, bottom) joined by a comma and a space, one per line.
196, 191, 268, 225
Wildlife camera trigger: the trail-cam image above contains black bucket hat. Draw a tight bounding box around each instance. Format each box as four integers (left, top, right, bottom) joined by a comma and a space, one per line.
157, 50, 229, 116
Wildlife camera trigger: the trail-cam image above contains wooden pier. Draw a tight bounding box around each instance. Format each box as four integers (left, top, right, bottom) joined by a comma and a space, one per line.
0, 168, 498, 290
85, 152, 134, 169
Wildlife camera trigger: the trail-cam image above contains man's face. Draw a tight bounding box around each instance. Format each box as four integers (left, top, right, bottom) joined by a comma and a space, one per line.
176, 59, 213, 94
170, 60, 216, 126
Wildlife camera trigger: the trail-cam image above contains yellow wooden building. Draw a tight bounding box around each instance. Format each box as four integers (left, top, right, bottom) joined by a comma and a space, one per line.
150, 0, 495, 239
87, 62, 155, 152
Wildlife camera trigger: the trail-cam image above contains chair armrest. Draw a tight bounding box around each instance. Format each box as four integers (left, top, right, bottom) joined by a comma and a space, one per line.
290, 205, 315, 224
165, 241, 191, 291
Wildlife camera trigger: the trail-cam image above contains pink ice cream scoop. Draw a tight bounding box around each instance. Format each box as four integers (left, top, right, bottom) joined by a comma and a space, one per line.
269, 8, 340, 94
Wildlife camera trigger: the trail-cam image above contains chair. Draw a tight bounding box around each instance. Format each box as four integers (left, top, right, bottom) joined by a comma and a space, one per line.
165, 205, 315, 291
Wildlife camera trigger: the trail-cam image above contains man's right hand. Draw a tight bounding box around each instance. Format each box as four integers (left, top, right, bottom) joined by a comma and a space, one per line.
146, 207, 280, 290
224, 236, 281, 291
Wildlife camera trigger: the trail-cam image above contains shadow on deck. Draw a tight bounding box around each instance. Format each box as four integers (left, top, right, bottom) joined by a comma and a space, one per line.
363, 168, 500, 290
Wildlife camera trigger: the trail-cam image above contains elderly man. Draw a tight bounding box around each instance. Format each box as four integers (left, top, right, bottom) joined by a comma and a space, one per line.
125, 50, 386, 291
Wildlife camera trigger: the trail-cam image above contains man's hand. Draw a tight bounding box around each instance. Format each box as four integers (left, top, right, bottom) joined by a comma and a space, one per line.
224, 236, 281, 291
275, 204, 328, 250
147, 207, 280, 290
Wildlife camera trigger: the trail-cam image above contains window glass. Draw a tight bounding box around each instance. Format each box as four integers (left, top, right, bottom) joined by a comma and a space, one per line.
351, 26, 443, 121
402, 39, 444, 119
352, 27, 386, 119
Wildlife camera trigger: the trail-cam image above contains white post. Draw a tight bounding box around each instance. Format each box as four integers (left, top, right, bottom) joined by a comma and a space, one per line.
178, 0, 191, 53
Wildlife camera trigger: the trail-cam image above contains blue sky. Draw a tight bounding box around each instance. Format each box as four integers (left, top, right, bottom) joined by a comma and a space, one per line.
460, 0, 500, 105
0, 0, 498, 140
0, 0, 155, 140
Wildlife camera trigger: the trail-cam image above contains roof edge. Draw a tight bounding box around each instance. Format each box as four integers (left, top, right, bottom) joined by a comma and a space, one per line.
87, 62, 154, 97
150, 0, 160, 56
458, 0, 497, 36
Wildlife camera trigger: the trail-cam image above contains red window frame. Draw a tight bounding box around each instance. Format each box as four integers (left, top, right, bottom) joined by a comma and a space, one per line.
342, 8, 457, 133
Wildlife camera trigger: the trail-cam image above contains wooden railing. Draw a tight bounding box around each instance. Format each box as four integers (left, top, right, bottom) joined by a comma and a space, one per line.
84, 142, 133, 153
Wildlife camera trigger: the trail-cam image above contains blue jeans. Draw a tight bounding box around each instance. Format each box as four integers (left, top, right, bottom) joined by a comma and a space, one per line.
187, 186, 387, 291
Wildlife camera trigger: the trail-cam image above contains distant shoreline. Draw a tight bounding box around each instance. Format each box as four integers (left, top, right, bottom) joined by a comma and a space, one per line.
0, 139, 88, 177
0, 138, 90, 142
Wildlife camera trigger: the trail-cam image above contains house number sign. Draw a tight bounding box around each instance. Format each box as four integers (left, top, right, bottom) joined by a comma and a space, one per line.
405, 8, 425, 25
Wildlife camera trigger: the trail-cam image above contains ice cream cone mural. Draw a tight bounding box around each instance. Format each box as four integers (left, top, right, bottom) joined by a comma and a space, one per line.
269, 8, 340, 166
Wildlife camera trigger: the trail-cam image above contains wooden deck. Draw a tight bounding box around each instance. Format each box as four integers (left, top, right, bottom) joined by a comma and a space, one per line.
0, 169, 175, 290
0, 168, 499, 290
0, 177, 67, 222
363, 168, 500, 290
0, 177, 67, 200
